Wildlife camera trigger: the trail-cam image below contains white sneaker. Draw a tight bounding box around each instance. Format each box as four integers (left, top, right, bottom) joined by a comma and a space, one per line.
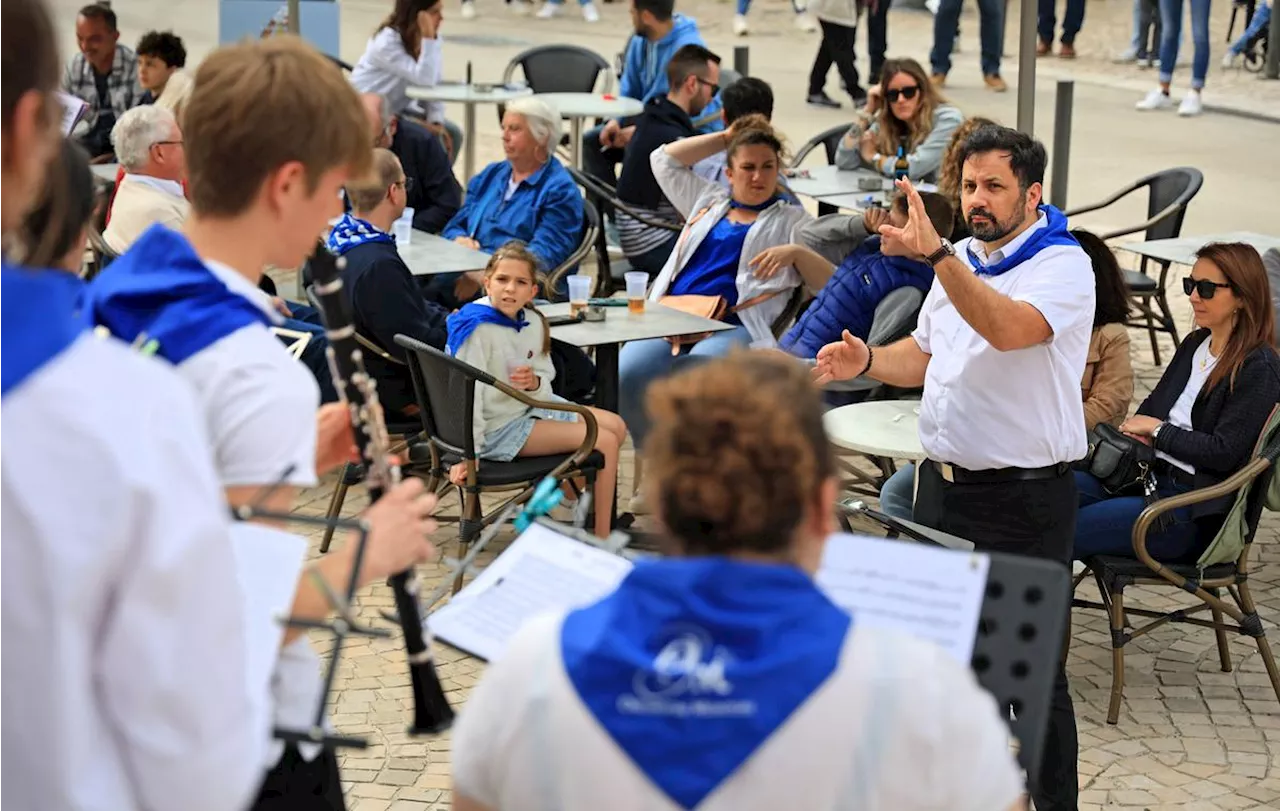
1113, 46, 1139, 63
1178, 89, 1203, 116
536, 2, 560, 18
732, 13, 749, 35
582, 2, 599, 21
794, 11, 818, 31
1222, 51, 1240, 68
925, 0, 939, 12
460, 0, 477, 18
1135, 88, 1173, 110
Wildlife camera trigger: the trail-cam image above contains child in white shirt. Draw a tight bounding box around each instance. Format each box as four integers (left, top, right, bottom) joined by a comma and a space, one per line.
446, 243, 626, 537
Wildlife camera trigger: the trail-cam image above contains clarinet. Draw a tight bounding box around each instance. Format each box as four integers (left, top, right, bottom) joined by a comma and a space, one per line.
307, 242, 455, 735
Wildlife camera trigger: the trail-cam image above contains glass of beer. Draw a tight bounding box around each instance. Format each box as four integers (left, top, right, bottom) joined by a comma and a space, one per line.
625, 272, 648, 314
567, 275, 591, 318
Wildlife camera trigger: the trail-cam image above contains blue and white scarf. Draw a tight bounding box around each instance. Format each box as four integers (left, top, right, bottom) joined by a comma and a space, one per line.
445, 300, 528, 357
326, 212, 396, 257
1, 264, 87, 397
967, 204, 1079, 277
561, 558, 851, 809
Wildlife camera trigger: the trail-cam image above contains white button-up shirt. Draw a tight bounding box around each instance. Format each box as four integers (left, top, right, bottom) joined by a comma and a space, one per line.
911, 213, 1095, 470
2, 334, 269, 811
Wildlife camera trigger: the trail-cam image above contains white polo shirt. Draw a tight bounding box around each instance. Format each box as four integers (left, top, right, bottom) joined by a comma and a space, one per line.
2, 334, 269, 811
453, 615, 1023, 811
912, 214, 1095, 470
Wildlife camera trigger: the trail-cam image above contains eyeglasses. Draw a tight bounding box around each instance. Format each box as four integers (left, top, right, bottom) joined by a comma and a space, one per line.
885, 85, 920, 103
696, 77, 720, 95
1183, 276, 1234, 299
393, 177, 415, 193
152, 139, 183, 148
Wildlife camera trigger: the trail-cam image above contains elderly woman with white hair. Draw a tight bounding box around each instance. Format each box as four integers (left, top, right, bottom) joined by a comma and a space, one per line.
438, 96, 584, 305
102, 104, 187, 253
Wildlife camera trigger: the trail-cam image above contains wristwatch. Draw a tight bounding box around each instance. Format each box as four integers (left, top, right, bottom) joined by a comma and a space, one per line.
925, 238, 956, 267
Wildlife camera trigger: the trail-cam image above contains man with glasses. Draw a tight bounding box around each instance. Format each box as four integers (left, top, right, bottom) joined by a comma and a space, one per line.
361, 92, 461, 235
103, 104, 186, 253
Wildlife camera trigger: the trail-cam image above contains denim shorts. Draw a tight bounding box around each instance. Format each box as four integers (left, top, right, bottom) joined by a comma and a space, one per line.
480, 394, 579, 462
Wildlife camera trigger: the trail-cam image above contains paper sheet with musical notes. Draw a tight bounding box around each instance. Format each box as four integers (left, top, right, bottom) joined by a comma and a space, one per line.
817, 533, 989, 664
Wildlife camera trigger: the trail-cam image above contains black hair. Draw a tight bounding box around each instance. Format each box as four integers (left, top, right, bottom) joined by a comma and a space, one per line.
19, 140, 96, 268
77, 3, 117, 31
959, 124, 1048, 192
666, 44, 720, 91
634, 0, 675, 22
136, 30, 187, 68
1071, 229, 1132, 328
721, 77, 773, 124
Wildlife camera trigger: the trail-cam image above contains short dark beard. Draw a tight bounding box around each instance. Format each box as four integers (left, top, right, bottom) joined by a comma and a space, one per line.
966, 190, 1028, 243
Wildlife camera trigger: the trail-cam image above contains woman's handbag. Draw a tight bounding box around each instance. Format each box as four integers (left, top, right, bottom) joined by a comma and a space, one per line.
659, 291, 784, 355
1081, 423, 1157, 496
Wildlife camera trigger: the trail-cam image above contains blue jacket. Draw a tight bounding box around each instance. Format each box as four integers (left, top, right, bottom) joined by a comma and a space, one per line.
441, 157, 583, 273
620, 15, 723, 133
781, 237, 935, 358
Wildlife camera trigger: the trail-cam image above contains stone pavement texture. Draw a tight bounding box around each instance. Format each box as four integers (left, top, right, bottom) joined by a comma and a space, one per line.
47, 0, 1280, 806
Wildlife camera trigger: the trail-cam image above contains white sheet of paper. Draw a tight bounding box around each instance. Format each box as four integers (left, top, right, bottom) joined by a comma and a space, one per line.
228, 522, 307, 699
816, 533, 989, 665
431, 523, 633, 662
57, 91, 88, 136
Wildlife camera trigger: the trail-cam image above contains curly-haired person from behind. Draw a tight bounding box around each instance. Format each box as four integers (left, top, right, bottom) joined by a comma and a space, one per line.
451, 352, 1026, 811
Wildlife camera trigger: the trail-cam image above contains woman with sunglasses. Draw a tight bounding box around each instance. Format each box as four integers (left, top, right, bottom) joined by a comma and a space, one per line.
1072, 242, 1280, 562
834, 57, 963, 183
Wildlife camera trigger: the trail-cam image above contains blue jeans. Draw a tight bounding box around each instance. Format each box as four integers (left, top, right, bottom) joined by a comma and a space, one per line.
619, 324, 753, 450
1073, 469, 1202, 562
1038, 0, 1085, 43
1131, 0, 1165, 56
879, 463, 915, 521
1159, 0, 1211, 88
1230, 0, 1271, 53
931, 0, 1005, 76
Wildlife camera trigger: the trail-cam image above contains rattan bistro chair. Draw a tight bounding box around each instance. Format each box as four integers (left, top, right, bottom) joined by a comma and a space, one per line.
1073, 408, 1280, 724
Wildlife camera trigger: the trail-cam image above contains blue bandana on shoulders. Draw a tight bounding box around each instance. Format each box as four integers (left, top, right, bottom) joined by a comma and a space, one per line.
1, 264, 87, 397
561, 558, 851, 810
82, 224, 272, 365
326, 212, 396, 257
966, 204, 1079, 277
445, 300, 528, 357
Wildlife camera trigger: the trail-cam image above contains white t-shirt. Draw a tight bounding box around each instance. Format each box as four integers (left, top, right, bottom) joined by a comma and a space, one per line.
912, 214, 1095, 470
2, 334, 269, 811
350, 27, 445, 123
1159, 339, 1218, 474
452, 615, 1023, 811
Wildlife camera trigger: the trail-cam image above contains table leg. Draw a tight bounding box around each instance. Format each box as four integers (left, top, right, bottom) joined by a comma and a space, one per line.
463, 102, 476, 180
570, 117, 583, 170
594, 342, 621, 526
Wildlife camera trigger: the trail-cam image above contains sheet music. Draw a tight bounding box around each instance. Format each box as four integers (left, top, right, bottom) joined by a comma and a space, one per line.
57, 91, 88, 136
431, 523, 633, 662
816, 533, 989, 665
228, 522, 307, 699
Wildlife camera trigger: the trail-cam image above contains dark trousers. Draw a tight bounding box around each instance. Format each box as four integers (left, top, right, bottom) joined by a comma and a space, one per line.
809, 19, 864, 98
861, 0, 891, 81
251, 745, 346, 811
1038, 0, 1086, 44
931, 0, 1005, 76
914, 460, 1079, 811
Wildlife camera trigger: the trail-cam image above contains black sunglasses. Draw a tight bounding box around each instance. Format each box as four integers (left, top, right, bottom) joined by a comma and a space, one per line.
696, 77, 720, 96
885, 85, 920, 103
1183, 276, 1233, 299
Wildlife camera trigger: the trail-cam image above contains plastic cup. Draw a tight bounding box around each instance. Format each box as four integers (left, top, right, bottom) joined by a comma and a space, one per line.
400, 207, 415, 223
567, 275, 591, 316
393, 218, 412, 245
505, 356, 525, 384
624, 271, 648, 314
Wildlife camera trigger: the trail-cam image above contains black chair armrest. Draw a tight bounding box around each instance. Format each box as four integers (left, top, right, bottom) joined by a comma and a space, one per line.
1064, 179, 1145, 219
488, 378, 601, 477
1095, 199, 1191, 242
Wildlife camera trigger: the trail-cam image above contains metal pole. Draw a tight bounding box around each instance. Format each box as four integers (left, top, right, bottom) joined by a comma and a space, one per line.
1015, 0, 1036, 134
1267, 2, 1280, 79
1049, 80, 1073, 209
287, 0, 301, 34
734, 46, 750, 77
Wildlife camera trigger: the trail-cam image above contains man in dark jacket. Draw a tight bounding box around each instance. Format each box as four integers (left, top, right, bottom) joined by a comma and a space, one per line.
362, 93, 461, 234
615, 43, 720, 276
325, 148, 450, 419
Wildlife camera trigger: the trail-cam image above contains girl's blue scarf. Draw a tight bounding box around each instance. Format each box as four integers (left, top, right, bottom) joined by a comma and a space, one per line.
728, 194, 781, 212
326, 212, 396, 257
561, 557, 851, 810
445, 300, 528, 356
81, 224, 273, 366
966, 204, 1079, 277
1, 264, 87, 397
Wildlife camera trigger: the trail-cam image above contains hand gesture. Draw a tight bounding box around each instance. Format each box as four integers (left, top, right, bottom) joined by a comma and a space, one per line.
599, 119, 621, 148
361, 477, 438, 581
878, 178, 944, 259
448, 460, 471, 486
417, 9, 439, 39
862, 206, 890, 234
509, 365, 537, 390
812, 330, 870, 384
314, 403, 359, 477
864, 85, 883, 114
748, 244, 798, 280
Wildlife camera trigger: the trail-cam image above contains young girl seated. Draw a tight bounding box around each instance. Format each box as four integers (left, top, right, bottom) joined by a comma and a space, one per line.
445, 243, 626, 538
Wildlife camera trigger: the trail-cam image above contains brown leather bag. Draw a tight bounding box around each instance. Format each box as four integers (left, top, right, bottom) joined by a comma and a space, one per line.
659, 290, 783, 355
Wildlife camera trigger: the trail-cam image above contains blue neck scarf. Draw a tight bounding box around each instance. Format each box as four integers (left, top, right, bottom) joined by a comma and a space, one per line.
561, 558, 851, 810
326, 212, 396, 257
966, 204, 1078, 277
445, 300, 528, 356
728, 195, 781, 212
82, 224, 273, 365
1, 264, 87, 397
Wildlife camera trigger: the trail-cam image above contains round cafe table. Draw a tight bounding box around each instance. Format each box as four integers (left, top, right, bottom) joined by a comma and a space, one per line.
406, 82, 533, 180
533, 92, 644, 169
823, 399, 925, 498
